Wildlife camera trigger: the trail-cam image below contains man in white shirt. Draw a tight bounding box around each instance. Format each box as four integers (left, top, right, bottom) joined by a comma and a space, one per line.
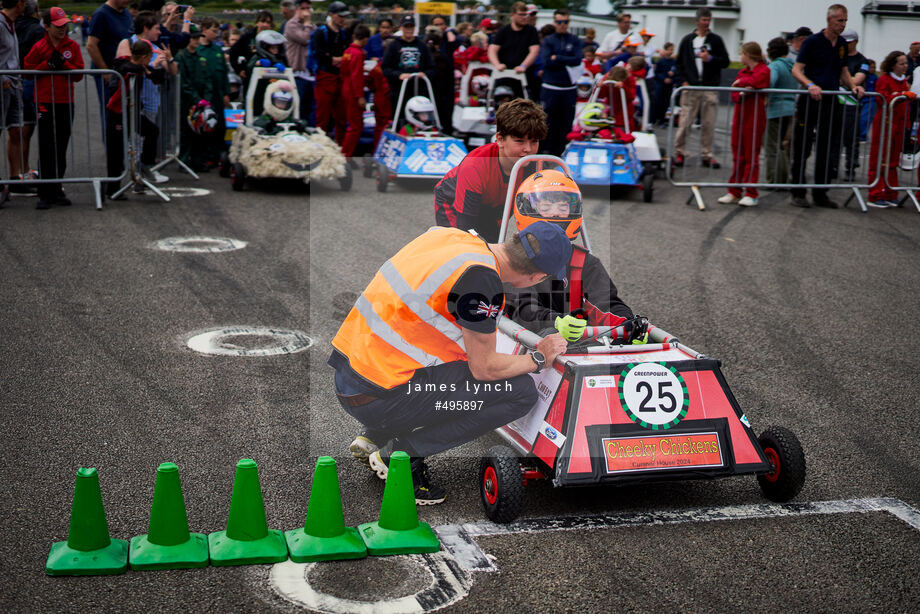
597, 12, 633, 62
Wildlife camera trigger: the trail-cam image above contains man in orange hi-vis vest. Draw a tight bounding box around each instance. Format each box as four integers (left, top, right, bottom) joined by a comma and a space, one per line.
329, 221, 571, 504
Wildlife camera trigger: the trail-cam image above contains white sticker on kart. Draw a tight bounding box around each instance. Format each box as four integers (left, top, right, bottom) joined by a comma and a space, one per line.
539, 421, 566, 448
406, 149, 428, 172
584, 375, 617, 388
618, 362, 689, 430
566, 349, 692, 365
507, 368, 563, 445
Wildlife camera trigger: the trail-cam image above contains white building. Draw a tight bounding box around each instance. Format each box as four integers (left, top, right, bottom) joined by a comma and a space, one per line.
551, 0, 919, 64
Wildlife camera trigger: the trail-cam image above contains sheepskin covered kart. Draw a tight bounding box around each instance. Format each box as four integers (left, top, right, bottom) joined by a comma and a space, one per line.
219, 65, 352, 191
225, 124, 351, 191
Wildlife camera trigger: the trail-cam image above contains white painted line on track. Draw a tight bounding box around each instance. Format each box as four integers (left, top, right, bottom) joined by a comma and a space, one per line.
159, 186, 212, 197
435, 497, 920, 573
152, 236, 247, 253
186, 326, 313, 356
270, 552, 471, 614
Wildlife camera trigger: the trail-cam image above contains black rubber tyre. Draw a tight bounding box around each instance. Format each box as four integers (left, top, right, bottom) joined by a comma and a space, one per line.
230, 163, 246, 191
479, 445, 524, 524
339, 164, 353, 191
757, 426, 806, 502
376, 162, 389, 193
218, 151, 231, 178
641, 172, 654, 203
362, 154, 375, 178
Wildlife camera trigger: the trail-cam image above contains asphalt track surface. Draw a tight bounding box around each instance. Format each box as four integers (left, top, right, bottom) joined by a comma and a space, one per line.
2, 78, 920, 611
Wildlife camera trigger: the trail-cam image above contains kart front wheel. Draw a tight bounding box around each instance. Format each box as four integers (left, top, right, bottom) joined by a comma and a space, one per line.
376, 162, 389, 193
641, 172, 654, 203
218, 151, 231, 178
757, 426, 806, 502
480, 445, 524, 524
230, 163, 246, 191
363, 154, 375, 178
339, 164, 353, 191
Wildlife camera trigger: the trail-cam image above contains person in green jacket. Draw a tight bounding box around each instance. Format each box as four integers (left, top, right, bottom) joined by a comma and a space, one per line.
175, 25, 209, 170
196, 17, 231, 165
764, 37, 798, 184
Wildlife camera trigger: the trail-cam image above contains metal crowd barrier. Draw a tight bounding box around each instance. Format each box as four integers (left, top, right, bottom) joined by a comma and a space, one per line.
0, 69, 128, 210
883, 94, 920, 213
665, 85, 887, 212
151, 72, 197, 180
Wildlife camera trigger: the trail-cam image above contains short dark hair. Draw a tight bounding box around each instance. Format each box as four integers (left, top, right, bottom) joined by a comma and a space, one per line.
134, 10, 159, 34
504, 233, 543, 276
431, 14, 446, 23
378, 18, 392, 27
880, 50, 905, 74
766, 36, 789, 61
256, 10, 273, 23
554, 9, 569, 17
496, 98, 547, 140
695, 7, 712, 19
353, 24, 370, 41
131, 40, 153, 58
199, 17, 219, 31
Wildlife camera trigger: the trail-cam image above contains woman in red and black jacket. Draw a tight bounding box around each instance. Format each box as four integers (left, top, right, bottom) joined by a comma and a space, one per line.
24, 7, 84, 209
868, 50, 916, 207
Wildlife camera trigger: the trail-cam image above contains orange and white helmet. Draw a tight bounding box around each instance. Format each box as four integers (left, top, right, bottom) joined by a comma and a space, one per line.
514, 169, 583, 240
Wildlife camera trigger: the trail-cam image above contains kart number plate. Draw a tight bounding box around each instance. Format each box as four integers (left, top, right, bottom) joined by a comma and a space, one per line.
618, 362, 689, 430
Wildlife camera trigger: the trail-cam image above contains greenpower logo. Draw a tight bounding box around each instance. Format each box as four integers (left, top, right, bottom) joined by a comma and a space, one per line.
617, 362, 689, 430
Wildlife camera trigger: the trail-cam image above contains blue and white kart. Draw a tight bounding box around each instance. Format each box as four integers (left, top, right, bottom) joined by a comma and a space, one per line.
563, 80, 657, 202
373, 73, 468, 192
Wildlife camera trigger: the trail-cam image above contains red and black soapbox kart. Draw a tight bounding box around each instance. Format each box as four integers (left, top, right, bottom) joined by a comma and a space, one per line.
481, 156, 806, 523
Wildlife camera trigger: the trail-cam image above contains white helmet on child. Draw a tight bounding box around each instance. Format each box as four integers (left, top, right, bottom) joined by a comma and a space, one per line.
405, 95, 435, 130
256, 29, 286, 51
471, 75, 489, 98
264, 80, 295, 121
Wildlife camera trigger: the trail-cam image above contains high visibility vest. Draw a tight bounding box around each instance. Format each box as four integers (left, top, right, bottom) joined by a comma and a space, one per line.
331, 227, 503, 390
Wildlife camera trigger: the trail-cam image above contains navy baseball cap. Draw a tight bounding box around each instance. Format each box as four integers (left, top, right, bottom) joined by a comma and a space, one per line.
519, 221, 572, 281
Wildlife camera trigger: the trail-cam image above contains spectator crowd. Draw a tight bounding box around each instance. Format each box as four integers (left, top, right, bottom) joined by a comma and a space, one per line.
1, 1, 918, 210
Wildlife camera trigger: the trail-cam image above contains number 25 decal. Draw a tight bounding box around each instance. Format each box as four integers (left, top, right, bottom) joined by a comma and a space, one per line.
618, 363, 689, 429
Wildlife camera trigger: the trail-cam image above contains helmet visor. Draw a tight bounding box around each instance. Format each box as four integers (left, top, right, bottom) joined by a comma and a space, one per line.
272, 92, 293, 110
517, 190, 582, 220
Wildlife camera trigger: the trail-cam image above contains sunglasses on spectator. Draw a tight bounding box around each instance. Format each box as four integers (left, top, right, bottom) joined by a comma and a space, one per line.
555, 19, 569, 24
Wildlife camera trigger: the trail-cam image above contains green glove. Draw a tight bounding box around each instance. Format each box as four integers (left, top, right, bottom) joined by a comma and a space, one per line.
554, 314, 587, 342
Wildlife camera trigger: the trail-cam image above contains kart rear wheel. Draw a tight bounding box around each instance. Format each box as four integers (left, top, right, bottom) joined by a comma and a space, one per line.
641, 172, 654, 203
218, 151, 231, 178
363, 154, 375, 178
376, 162, 389, 193
339, 164, 353, 191
230, 163, 246, 191
480, 445, 524, 524
757, 426, 806, 502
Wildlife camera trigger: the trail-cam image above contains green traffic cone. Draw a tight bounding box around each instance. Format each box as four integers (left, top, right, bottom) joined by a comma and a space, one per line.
284, 456, 366, 562
358, 452, 440, 556
129, 462, 209, 570
46, 468, 129, 576
208, 459, 288, 566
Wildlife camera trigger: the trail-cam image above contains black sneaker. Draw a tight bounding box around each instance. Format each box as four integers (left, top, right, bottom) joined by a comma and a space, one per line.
36, 199, 53, 210
410, 459, 446, 505
790, 196, 811, 208
814, 197, 839, 209
55, 196, 72, 207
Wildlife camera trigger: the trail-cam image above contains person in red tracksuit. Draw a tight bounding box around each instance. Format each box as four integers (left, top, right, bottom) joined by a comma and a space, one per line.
340, 24, 370, 158
312, 2, 350, 143
597, 66, 636, 132
718, 42, 770, 207
868, 50, 915, 207
23, 7, 84, 209
365, 59, 392, 149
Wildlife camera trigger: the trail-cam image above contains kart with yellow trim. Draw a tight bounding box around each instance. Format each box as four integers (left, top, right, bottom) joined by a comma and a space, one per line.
373, 73, 468, 193
480, 155, 806, 523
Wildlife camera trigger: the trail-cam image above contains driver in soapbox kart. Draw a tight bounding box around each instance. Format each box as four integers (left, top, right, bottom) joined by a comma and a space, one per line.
253, 80, 314, 136
505, 169, 648, 343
